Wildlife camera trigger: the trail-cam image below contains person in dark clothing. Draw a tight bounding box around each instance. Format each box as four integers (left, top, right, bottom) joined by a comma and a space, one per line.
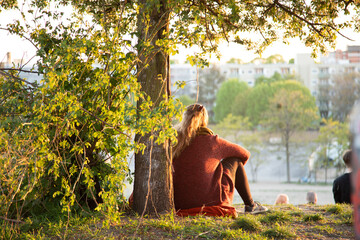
333, 150, 353, 204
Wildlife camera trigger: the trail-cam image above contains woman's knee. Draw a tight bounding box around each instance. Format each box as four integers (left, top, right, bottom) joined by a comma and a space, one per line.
222, 157, 242, 171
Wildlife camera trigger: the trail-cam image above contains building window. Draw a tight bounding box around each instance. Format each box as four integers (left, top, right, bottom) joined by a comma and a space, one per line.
319, 67, 329, 73
281, 68, 290, 74
345, 67, 355, 73
230, 68, 239, 75
255, 68, 264, 74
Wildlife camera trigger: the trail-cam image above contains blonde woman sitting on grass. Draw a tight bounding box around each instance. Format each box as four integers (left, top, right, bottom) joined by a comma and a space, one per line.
172, 104, 267, 217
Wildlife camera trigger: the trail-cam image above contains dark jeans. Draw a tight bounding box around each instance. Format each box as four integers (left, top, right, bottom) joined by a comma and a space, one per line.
222, 157, 254, 206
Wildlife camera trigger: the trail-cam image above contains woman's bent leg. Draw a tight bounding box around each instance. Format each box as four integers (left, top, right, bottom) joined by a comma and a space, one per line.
222, 157, 254, 206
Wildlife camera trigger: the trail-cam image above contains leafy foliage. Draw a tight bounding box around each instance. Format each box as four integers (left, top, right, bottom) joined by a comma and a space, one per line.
315, 119, 350, 182
214, 114, 252, 139
261, 81, 319, 182
262, 87, 318, 134
231, 89, 250, 117
255, 71, 297, 86
245, 80, 316, 126
214, 79, 249, 122
244, 83, 274, 126
250, 54, 285, 64
240, 132, 265, 182
330, 73, 360, 122
317, 72, 360, 121
0, 0, 182, 223
176, 95, 194, 107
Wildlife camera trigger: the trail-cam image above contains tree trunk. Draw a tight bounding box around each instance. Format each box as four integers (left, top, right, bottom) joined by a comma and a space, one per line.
133, 0, 174, 216
325, 157, 328, 184
285, 132, 290, 183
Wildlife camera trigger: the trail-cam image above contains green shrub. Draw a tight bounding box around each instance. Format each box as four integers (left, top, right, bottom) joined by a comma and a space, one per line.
339, 211, 353, 225
303, 213, 323, 222
232, 216, 261, 232
220, 228, 266, 240
260, 211, 292, 224
313, 225, 336, 234
326, 205, 344, 214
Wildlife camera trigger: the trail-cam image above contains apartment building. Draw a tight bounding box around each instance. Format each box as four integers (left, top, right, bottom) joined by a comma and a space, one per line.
0, 52, 23, 68
171, 46, 360, 118
220, 62, 296, 88
171, 61, 298, 98
170, 64, 198, 97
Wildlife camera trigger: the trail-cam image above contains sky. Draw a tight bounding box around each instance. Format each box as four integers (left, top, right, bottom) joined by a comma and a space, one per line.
1, 6, 360, 65
172, 26, 360, 64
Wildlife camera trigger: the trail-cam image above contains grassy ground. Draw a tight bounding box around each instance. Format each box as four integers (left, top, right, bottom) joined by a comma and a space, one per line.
2, 204, 354, 239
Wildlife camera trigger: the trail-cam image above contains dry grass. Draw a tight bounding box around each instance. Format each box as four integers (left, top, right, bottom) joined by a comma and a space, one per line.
6, 204, 354, 239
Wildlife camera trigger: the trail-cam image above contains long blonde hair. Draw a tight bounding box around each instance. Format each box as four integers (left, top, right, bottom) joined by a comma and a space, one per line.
173, 104, 208, 158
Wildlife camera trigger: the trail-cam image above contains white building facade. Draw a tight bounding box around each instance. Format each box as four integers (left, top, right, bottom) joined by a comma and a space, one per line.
171, 49, 360, 99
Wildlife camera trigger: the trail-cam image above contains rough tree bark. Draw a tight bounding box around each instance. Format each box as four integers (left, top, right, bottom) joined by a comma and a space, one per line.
133, 0, 174, 215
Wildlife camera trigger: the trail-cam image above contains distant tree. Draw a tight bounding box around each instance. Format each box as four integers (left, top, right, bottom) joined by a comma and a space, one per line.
250, 54, 285, 64
246, 80, 313, 126
245, 83, 274, 126
330, 73, 360, 122
317, 72, 360, 121
231, 88, 250, 117
255, 72, 283, 86
214, 114, 265, 182
317, 83, 331, 119
240, 132, 265, 182
289, 58, 295, 64
214, 80, 248, 122
214, 114, 252, 140
255, 72, 297, 86
250, 57, 266, 64
227, 58, 244, 64
193, 65, 226, 121
170, 59, 180, 64
177, 95, 194, 107
265, 54, 285, 64
214, 115, 264, 182
262, 88, 319, 183
316, 119, 350, 183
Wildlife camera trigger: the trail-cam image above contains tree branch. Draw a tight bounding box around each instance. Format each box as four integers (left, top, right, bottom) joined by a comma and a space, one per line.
0, 68, 40, 74
274, 1, 353, 41
0, 216, 23, 224
0, 70, 36, 87
80, 106, 130, 138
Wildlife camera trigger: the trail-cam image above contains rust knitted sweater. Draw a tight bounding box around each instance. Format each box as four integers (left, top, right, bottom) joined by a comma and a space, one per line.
173, 131, 250, 211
